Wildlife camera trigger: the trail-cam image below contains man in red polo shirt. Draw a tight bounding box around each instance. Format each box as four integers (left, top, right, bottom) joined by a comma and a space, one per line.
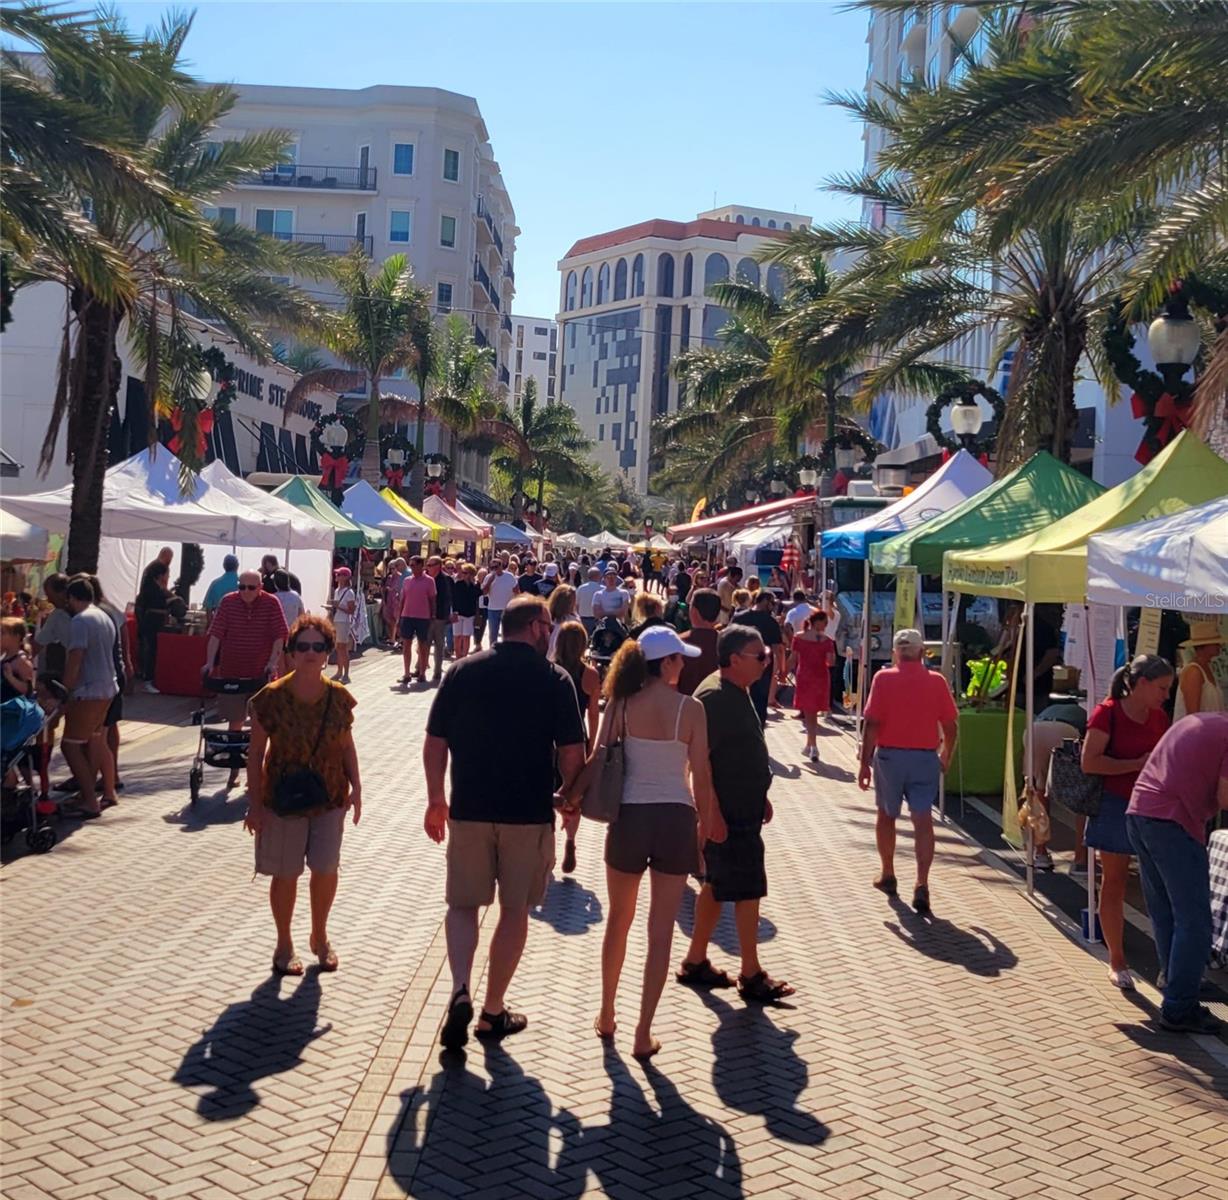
204, 569, 289, 786
858, 628, 958, 916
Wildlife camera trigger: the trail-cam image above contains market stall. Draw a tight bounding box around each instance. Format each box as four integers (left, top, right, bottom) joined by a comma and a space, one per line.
667, 494, 816, 542
374, 487, 442, 545
590, 530, 634, 552
493, 522, 533, 547
342, 481, 432, 543
272, 476, 390, 551
422, 493, 492, 546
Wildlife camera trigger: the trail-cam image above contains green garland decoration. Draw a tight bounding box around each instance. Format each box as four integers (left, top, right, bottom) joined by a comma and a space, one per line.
200, 346, 236, 414
817, 427, 882, 472
924, 382, 1005, 456
309, 411, 366, 460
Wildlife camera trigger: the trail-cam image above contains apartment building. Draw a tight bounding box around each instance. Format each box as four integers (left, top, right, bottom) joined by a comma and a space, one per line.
203, 82, 518, 483
511, 316, 558, 405
556, 205, 809, 494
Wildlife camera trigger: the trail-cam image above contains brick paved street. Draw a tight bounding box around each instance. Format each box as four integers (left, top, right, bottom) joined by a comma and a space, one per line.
2, 648, 1225, 1200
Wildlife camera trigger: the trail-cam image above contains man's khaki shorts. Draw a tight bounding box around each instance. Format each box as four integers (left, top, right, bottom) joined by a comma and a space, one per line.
255, 806, 345, 878
62, 697, 111, 743
445, 820, 554, 909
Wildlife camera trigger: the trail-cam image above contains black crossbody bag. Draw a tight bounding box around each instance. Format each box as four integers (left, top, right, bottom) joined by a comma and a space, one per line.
270, 689, 334, 818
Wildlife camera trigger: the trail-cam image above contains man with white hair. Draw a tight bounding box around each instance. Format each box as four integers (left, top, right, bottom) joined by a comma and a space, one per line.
857, 629, 958, 916
575, 566, 602, 634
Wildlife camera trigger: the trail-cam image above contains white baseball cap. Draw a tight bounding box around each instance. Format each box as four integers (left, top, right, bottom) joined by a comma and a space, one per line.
893, 628, 924, 650
638, 625, 702, 661
543, 563, 559, 578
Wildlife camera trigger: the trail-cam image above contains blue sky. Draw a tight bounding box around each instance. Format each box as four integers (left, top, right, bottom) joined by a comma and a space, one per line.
106, 1, 871, 317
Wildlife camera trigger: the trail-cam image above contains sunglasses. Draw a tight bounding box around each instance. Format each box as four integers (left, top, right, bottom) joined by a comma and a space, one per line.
739, 648, 771, 664
238, 584, 260, 591
292, 640, 331, 653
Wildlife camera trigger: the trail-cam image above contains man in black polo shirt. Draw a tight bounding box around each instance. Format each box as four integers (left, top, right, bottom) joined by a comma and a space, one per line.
425, 555, 454, 684
730, 591, 784, 726
424, 595, 586, 1050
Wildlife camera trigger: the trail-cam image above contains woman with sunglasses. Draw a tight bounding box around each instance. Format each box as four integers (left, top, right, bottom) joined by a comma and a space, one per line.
246, 614, 362, 976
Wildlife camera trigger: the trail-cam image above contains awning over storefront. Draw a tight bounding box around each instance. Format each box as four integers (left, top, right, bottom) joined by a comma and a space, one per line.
944, 432, 1228, 601
870, 452, 1104, 576
457, 483, 511, 518
667, 494, 815, 541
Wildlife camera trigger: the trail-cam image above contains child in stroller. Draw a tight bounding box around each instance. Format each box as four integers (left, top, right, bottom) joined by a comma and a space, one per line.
2, 676, 67, 853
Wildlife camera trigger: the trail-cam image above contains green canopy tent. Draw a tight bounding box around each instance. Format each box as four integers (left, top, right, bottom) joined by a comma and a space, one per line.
272, 476, 390, 550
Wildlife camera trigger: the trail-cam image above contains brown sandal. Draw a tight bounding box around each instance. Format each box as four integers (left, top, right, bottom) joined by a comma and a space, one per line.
310, 937, 338, 971
273, 951, 304, 976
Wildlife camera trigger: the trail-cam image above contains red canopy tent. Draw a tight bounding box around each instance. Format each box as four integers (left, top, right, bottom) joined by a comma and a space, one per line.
667, 494, 815, 541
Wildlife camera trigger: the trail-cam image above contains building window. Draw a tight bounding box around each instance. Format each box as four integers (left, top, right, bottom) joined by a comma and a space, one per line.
656, 253, 675, 297
768, 219, 777, 229
443, 148, 460, 182
549, 328, 557, 350
547, 378, 555, 398
255, 208, 293, 238
598, 424, 604, 441
534, 325, 549, 336
766, 263, 786, 300
532, 351, 546, 361
436, 281, 452, 312
597, 263, 611, 305
783, 221, 792, 231
516, 350, 523, 371
389, 210, 411, 242
516, 326, 524, 347
440, 214, 456, 247
735, 214, 745, 224
681, 253, 693, 296
581, 267, 593, 307
751, 217, 761, 227
632, 254, 645, 297
736, 257, 760, 286
613, 258, 628, 301
203, 205, 236, 227
393, 143, 414, 175
703, 253, 729, 293
565, 271, 577, 311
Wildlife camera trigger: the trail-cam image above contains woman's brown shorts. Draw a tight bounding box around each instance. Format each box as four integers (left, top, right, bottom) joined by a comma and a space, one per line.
605, 803, 699, 877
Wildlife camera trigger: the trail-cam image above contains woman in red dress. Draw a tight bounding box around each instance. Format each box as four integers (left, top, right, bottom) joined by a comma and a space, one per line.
789, 610, 837, 763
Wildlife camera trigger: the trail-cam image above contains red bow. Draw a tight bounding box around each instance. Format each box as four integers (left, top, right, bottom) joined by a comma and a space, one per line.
320, 452, 350, 489
198, 409, 215, 436
1133, 391, 1193, 464
383, 466, 404, 489
425, 479, 443, 496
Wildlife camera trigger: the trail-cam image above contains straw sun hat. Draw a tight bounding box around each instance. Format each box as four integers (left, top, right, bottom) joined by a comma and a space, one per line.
1180, 618, 1224, 648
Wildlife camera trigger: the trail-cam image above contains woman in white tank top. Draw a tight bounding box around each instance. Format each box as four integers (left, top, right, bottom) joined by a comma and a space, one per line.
572, 625, 725, 1059
1175, 627, 1223, 719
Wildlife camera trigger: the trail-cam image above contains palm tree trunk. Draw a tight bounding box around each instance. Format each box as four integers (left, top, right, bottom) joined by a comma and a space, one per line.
535, 465, 546, 521
510, 468, 525, 528
65, 299, 122, 574
409, 370, 428, 508
362, 371, 383, 487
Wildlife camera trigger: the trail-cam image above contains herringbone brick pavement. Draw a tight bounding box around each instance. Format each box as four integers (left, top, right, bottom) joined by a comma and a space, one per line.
2, 649, 1225, 1200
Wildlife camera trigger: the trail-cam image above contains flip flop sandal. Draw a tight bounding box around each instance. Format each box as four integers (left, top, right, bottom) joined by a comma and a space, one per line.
273, 952, 304, 976
310, 937, 339, 971
441, 988, 474, 1050
474, 1008, 528, 1040
676, 959, 734, 989
593, 1018, 616, 1040
738, 971, 796, 1003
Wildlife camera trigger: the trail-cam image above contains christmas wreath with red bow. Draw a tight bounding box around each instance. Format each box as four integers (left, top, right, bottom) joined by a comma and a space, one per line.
166, 347, 238, 469
379, 431, 416, 491
423, 452, 452, 496
924, 382, 1004, 464
1103, 278, 1228, 465
310, 413, 366, 494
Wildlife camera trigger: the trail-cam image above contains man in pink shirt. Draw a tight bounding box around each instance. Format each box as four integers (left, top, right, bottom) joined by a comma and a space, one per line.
398, 555, 436, 685
858, 628, 959, 915
1126, 712, 1228, 1033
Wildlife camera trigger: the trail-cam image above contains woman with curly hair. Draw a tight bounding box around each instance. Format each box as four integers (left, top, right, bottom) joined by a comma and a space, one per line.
246, 614, 362, 976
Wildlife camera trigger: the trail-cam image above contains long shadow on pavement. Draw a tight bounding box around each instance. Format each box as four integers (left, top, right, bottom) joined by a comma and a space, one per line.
883, 896, 1019, 977
173, 970, 330, 1119
675, 883, 777, 954
698, 989, 829, 1149
530, 875, 603, 936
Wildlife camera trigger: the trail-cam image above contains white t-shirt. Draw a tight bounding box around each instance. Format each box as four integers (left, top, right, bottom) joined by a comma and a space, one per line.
575, 581, 602, 618
593, 587, 630, 619
786, 602, 813, 635
277, 590, 305, 628
484, 570, 518, 612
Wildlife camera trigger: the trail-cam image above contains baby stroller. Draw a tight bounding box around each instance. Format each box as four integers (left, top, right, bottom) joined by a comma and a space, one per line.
588, 616, 629, 683
189, 676, 266, 805
1, 686, 65, 854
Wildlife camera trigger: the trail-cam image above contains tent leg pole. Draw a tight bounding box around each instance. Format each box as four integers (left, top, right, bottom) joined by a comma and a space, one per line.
1024, 604, 1035, 893
857, 559, 870, 750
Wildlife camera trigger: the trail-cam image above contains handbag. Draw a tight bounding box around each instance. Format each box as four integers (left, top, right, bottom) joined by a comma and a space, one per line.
581, 700, 626, 824
1047, 706, 1114, 817
269, 689, 334, 818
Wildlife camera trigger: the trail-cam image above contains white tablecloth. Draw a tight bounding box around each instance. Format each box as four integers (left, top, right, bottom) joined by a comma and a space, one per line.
1210, 829, 1228, 967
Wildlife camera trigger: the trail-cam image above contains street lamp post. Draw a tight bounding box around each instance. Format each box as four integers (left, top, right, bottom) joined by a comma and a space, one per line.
769, 476, 786, 496
949, 396, 985, 452
1147, 296, 1201, 389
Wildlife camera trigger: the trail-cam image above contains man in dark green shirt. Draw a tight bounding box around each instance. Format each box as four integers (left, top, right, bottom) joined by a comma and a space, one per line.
677, 625, 795, 1003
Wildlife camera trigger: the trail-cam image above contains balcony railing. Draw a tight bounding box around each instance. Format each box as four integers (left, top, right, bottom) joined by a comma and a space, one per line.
504, 263, 515, 283
501, 314, 512, 334
476, 194, 504, 258
245, 164, 377, 190
274, 231, 373, 255
474, 324, 489, 348
499, 365, 510, 386
473, 258, 491, 292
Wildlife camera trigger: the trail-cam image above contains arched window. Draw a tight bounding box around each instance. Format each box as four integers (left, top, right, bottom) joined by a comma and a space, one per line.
597, 262, 610, 305
703, 253, 729, 294
736, 257, 759, 287
783, 221, 792, 231
751, 216, 761, 227
735, 214, 745, 225
613, 258, 628, 301
681, 253, 693, 297
656, 253, 675, 297
767, 219, 777, 229
632, 254, 645, 296
580, 266, 593, 307
766, 263, 786, 300
564, 271, 577, 311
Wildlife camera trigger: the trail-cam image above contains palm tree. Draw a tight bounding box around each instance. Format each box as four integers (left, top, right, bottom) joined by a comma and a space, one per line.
489, 378, 594, 527
285, 250, 432, 483
428, 313, 497, 477
544, 473, 632, 537
22, 11, 332, 571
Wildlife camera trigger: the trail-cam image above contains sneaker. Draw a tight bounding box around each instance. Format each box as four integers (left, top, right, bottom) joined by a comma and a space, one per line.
1108, 967, 1135, 991
1159, 1006, 1224, 1034
1033, 849, 1054, 872
141, 681, 160, 694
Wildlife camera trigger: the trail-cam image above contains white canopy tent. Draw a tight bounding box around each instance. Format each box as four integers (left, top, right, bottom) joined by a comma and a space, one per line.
0, 510, 50, 562
1, 446, 336, 606
340, 480, 431, 541
1086, 494, 1228, 609
591, 530, 633, 551
724, 514, 795, 563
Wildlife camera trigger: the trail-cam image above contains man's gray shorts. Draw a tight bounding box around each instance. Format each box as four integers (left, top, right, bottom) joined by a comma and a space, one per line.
873, 747, 940, 819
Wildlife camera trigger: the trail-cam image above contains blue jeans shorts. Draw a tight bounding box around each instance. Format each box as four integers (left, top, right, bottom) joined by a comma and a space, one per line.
873, 747, 940, 819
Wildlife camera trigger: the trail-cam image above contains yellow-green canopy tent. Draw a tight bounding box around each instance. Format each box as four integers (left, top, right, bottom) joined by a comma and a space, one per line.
944, 432, 1228, 601
379, 488, 444, 542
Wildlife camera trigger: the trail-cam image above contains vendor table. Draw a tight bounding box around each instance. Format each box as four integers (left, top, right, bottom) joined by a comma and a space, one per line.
1210, 829, 1228, 968
944, 705, 1026, 797
154, 632, 209, 697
